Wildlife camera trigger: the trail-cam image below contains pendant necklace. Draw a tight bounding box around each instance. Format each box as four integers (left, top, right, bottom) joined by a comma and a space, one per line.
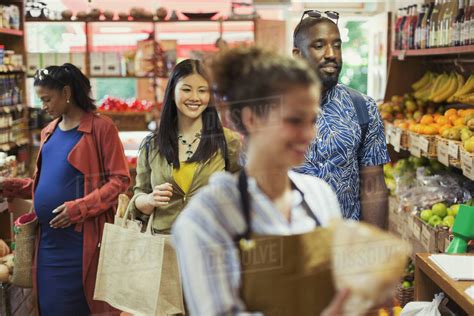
178, 132, 201, 161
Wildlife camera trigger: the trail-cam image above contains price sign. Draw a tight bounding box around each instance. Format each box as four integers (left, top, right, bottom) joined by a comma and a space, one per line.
448, 141, 459, 159
418, 136, 430, 153
398, 50, 406, 61
461, 149, 474, 180
437, 141, 449, 167
391, 128, 402, 152
409, 134, 421, 157
385, 124, 392, 144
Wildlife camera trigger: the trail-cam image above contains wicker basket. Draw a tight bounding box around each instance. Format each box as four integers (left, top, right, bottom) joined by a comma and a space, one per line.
422, 135, 438, 159
396, 284, 415, 307
436, 136, 461, 168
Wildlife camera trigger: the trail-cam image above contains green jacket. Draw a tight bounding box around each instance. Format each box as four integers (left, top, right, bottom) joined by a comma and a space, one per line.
127, 128, 242, 233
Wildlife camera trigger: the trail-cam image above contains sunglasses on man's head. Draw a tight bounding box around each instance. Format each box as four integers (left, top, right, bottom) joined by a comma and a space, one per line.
294, 10, 340, 41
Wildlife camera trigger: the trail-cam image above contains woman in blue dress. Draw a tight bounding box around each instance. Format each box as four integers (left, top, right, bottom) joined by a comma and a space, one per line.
1, 64, 130, 315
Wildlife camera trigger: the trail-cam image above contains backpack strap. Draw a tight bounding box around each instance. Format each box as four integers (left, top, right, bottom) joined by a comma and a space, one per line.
237, 170, 252, 241
223, 135, 230, 171
345, 86, 369, 153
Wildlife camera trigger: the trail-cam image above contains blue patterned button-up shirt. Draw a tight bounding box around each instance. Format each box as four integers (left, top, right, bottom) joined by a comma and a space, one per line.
295, 84, 390, 220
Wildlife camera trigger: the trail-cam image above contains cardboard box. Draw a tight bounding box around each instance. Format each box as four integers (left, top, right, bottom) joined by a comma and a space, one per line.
42, 53, 56, 67
90, 52, 104, 76
71, 53, 86, 74
104, 52, 121, 75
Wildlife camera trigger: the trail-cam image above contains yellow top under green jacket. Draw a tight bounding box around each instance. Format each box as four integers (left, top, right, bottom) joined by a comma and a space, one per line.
127, 128, 242, 233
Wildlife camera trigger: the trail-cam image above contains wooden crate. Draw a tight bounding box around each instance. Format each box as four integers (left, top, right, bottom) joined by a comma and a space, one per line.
419, 134, 438, 159
435, 136, 462, 168
407, 132, 437, 159
414, 216, 441, 253
98, 111, 150, 131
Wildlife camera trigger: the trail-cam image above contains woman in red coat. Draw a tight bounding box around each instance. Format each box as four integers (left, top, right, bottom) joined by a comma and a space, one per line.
0, 64, 130, 315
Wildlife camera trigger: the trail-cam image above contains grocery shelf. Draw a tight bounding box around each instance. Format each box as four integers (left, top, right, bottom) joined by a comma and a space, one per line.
25, 18, 256, 23
0, 139, 29, 152
386, 130, 474, 181
0, 28, 23, 36
392, 45, 474, 59
0, 70, 25, 75
90, 75, 165, 79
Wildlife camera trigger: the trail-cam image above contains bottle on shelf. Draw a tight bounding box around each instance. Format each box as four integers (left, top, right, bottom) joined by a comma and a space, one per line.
454, 0, 466, 46
446, 0, 459, 46
401, 7, 409, 49
437, 0, 449, 47
466, 0, 474, 45
422, 2, 435, 48
403, 6, 413, 50
430, 0, 442, 48
410, 4, 419, 49
416, 4, 427, 49
395, 8, 405, 50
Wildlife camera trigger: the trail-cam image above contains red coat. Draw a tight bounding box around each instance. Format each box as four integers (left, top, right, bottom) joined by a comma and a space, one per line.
4, 112, 131, 315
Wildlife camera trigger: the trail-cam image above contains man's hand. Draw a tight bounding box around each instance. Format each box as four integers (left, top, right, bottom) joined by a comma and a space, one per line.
50, 204, 72, 229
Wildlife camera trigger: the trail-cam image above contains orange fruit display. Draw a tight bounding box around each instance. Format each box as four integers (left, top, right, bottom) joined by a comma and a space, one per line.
445, 109, 457, 117
420, 115, 434, 125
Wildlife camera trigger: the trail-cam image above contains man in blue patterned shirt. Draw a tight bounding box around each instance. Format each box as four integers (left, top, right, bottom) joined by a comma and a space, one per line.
293, 11, 390, 227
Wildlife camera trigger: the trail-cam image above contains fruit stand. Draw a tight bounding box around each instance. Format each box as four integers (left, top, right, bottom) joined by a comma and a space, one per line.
382, 43, 474, 313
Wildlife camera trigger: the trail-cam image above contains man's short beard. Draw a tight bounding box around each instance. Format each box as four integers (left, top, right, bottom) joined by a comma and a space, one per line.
320, 74, 339, 90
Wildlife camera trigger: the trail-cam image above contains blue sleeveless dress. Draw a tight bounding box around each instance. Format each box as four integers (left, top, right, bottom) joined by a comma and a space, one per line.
34, 126, 90, 316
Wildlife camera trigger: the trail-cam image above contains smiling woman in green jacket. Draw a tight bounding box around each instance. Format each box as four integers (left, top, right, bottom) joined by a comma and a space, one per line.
127, 59, 242, 233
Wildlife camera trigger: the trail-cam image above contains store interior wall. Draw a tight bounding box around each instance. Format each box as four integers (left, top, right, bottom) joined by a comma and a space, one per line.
27, 0, 399, 102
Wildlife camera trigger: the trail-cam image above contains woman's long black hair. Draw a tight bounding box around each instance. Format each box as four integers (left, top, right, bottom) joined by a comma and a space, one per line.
152, 59, 227, 168
33, 63, 96, 112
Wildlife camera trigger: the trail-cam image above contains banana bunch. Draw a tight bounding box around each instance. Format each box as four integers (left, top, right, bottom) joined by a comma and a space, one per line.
430, 72, 464, 103
453, 75, 474, 105
412, 71, 467, 103
413, 72, 436, 101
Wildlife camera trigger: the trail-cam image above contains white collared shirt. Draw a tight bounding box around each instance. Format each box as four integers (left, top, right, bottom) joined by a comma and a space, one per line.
172, 171, 341, 315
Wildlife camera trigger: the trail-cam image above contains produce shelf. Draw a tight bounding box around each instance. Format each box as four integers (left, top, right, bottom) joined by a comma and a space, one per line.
386, 134, 474, 181
0, 28, 23, 36
392, 45, 474, 59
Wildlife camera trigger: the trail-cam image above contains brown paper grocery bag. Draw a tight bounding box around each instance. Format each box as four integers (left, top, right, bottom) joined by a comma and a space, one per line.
94, 197, 185, 316
240, 227, 334, 316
